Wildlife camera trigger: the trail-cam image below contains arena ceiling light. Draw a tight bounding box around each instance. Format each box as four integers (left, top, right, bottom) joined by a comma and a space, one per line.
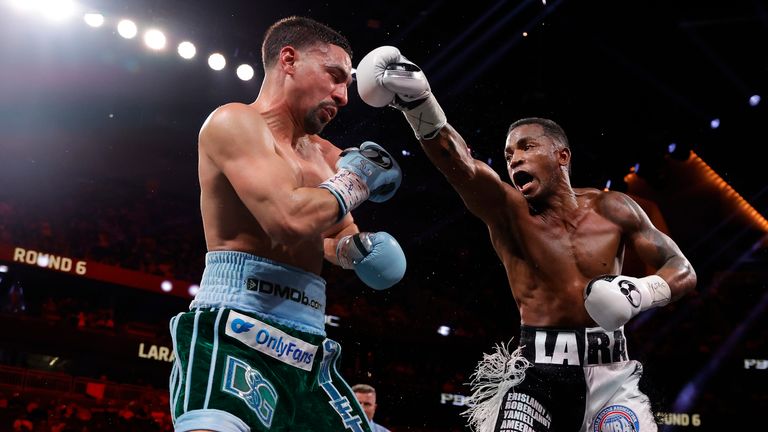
208, 53, 226, 71
188, 284, 200, 296
6, 3, 307, 85
40, 0, 76, 21
117, 19, 138, 39
8, 0, 36, 12
9, 0, 76, 21
177, 41, 196, 59
144, 29, 166, 50
236, 64, 254, 81
161, 280, 173, 292
437, 325, 452, 336
749, 95, 761, 107
7, 0, 75, 20
83, 12, 104, 27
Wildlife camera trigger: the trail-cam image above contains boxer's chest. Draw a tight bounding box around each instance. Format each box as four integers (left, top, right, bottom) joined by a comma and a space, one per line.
285, 138, 335, 187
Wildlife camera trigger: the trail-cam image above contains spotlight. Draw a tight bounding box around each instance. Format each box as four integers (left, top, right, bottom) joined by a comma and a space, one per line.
8, 0, 37, 13
161, 280, 173, 292
0, 265, 8, 273
437, 325, 451, 336
749, 95, 761, 107
83, 13, 104, 27
117, 19, 138, 39
177, 41, 196, 59
40, 0, 76, 21
144, 29, 166, 50
236, 64, 254, 81
208, 53, 226, 71
188, 284, 200, 296
401, 149, 411, 156
668, 140, 692, 161
710, 118, 720, 129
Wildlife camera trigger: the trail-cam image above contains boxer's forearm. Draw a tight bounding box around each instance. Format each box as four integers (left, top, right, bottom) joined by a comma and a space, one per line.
420, 123, 479, 184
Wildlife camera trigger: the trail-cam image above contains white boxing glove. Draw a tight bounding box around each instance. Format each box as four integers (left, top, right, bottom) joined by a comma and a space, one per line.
584, 274, 672, 331
356, 46, 447, 140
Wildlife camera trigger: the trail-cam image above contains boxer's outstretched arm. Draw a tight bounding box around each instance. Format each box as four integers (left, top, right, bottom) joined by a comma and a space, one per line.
199, 103, 343, 245
420, 124, 509, 224
355, 46, 509, 224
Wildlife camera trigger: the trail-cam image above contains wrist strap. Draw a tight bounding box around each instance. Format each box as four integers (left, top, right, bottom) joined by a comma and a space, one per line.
319, 169, 369, 220
336, 233, 373, 269
396, 94, 447, 140
639, 275, 671, 311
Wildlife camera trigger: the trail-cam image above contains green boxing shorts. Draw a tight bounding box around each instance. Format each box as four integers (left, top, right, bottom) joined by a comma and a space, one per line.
170, 251, 371, 432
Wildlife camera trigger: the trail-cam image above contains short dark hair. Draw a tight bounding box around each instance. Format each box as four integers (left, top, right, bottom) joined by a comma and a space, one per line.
262, 16, 352, 69
507, 117, 569, 150
352, 384, 376, 395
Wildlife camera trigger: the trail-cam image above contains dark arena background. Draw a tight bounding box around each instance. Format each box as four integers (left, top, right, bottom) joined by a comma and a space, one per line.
1, 0, 767, 430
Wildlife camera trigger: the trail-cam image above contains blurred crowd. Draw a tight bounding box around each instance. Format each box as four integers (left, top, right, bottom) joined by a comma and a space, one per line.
0, 390, 171, 432
0, 182, 766, 431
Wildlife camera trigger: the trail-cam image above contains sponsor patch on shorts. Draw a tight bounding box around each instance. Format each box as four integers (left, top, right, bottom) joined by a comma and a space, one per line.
593, 404, 640, 432
222, 355, 278, 428
224, 311, 317, 371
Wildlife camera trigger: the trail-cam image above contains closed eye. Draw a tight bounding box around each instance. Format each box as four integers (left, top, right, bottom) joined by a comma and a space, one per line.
328, 67, 351, 85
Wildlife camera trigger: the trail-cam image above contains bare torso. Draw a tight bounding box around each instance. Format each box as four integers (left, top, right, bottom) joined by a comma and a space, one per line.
489, 188, 624, 326
198, 106, 340, 275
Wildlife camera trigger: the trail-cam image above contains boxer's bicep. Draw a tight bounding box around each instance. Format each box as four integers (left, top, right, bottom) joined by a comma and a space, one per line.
604, 192, 695, 299
201, 106, 339, 243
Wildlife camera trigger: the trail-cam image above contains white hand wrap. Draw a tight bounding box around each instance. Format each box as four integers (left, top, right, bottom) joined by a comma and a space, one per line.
637, 274, 672, 311
319, 169, 369, 218
397, 94, 447, 140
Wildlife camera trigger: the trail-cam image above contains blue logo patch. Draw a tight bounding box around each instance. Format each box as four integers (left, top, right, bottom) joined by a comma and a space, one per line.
593, 404, 640, 432
222, 356, 278, 428
230, 318, 255, 333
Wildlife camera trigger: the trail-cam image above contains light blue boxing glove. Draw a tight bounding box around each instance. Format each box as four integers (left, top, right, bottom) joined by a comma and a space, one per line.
319, 141, 402, 219
336, 232, 406, 290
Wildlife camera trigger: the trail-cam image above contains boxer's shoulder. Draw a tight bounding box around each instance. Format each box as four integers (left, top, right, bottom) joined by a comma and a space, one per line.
199, 103, 272, 154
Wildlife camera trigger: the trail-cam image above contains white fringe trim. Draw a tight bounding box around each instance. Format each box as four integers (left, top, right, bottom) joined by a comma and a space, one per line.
462, 340, 531, 432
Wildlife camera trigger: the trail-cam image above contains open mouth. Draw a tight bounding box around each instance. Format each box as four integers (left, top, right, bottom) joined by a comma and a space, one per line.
513, 171, 534, 190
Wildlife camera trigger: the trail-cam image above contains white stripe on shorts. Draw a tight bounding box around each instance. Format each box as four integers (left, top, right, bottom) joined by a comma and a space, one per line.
204, 308, 225, 409
183, 309, 203, 413
169, 312, 184, 422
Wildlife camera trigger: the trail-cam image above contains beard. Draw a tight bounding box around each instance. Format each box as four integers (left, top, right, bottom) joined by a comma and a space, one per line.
303, 103, 335, 135
304, 110, 324, 135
